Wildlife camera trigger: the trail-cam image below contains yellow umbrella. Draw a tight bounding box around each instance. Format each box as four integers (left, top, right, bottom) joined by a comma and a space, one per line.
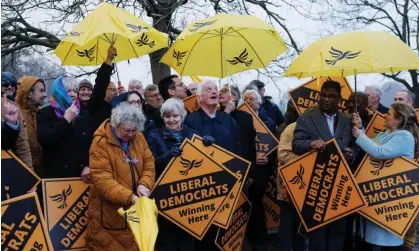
284, 31, 419, 78
160, 13, 287, 78
54, 2, 168, 66
117, 197, 159, 251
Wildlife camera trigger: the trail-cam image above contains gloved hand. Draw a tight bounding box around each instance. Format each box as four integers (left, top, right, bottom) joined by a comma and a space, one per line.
137, 184, 151, 197
169, 143, 183, 157
202, 135, 215, 147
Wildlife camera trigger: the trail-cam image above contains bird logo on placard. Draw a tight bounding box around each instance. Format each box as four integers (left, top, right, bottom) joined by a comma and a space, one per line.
289, 165, 306, 189
325, 47, 361, 66
173, 49, 188, 66
210, 151, 215, 157
126, 211, 140, 223
179, 156, 203, 176
189, 20, 217, 32
135, 33, 155, 48
227, 49, 253, 66
370, 158, 394, 176
50, 185, 72, 209
77, 45, 96, 62
126, 23, 149, 33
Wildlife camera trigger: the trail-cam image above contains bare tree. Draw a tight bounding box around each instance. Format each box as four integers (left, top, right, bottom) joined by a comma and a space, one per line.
302, 0, 419, 105
1, 0, 302, 86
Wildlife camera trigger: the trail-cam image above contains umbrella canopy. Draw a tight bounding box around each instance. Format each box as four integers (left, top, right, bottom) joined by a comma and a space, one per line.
284, 31, 419, 78
160, 13, 287, 78
54, 2, 168, 66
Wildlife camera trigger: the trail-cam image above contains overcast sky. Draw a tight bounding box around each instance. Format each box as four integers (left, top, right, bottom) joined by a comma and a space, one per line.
25, 0, 412, 109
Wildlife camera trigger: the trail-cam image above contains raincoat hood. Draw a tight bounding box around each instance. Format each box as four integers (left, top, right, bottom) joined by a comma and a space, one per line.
16, 76, 43, 110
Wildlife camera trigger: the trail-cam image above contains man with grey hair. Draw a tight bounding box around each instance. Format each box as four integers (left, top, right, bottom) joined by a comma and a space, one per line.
143, 84, 164, 134
219, 84, 256, 163
364, 85, 389, 113
187, 82, 198, 95
248, 80, 284, 128
184, 80, 240, 251
394, 89, 416, 107
128, 79, 144, 97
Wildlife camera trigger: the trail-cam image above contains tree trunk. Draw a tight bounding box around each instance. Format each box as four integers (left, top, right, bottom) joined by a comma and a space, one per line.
150, 16, 172, 85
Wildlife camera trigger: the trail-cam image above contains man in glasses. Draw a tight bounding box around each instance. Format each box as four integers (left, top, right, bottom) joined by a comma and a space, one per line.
89, 45, 118, 131
143, 84, 164, 134
292, 80, 356, 251
158, 75, 188, 101
2, 72, 17, 101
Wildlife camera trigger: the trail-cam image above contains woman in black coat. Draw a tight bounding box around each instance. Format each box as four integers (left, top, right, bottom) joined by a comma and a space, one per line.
37, 77, 93, 181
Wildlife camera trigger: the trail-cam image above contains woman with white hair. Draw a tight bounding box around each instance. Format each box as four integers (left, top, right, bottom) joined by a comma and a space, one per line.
37, 76, 94, 180
146, 98, 197, 251
86, 102, 155, 251
243, 89, 276, 132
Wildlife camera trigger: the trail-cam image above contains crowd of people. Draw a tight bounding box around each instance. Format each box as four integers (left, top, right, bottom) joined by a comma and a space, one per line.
2, 45, 418, 251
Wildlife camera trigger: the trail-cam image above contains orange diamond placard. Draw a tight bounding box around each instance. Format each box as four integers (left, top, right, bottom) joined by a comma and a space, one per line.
42, 178, 90, 251
279, 139, 366, 232
215, 193, 252, 251
237, 103, 279, 158
151, 139, 239, 240
288, 77, 353, 114
1, 193, 54, 251
354, 155, 419, 238
183, 94, 200, 113
191, 135, 250, 229
364, 112, 386, 139
263, 174, 281, 231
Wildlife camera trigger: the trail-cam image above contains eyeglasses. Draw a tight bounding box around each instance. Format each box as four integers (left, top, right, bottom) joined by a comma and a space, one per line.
170, 82, 185, 89
107, 88, 118, 93
146, 93, 162, 98
319, 92, 338, 100
127, 100, 142, 106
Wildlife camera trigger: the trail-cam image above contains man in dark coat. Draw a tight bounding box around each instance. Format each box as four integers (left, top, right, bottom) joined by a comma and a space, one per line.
143, 84, 164, 135
184, 80, 240, 154
292, 80, 356, 251
183, 80, 240, 251
219, 84, 256, 164
89, 45, 118, 131
249, 80, 284, 128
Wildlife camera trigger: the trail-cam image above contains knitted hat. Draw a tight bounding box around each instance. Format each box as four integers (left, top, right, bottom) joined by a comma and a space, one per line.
79, 79, 93, 90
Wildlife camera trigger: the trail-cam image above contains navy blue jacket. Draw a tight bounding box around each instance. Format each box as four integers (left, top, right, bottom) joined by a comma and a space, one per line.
146, 125, 197, 178
184, 108, 240, 154
260, 97, 284, 128
258, 107, 276, 134
143, 104, 164, 137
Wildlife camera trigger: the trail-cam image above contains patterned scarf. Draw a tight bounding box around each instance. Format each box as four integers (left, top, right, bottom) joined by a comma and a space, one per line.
50, 76, 80, 118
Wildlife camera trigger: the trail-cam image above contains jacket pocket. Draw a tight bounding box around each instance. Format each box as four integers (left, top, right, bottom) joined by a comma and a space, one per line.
101, 200, 127, 230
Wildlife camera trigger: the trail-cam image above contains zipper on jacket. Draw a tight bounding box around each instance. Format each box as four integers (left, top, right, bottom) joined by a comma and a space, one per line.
128, 162, 137, 194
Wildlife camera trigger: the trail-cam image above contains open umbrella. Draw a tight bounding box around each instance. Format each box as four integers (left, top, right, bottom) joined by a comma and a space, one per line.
160, 13, 287, 78
117, 197, 159, 251
54, 2, 168, 66
284, 31, 419, 112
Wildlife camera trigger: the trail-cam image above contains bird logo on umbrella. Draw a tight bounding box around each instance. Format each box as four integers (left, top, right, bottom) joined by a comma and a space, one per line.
173, 49, 188, 66
227, 49, 253, 66
126, 23, 149, 33
325, 47, 361, 66
77, 45, 96, 62
135, 33, 155, 48
189, 20, 217, 32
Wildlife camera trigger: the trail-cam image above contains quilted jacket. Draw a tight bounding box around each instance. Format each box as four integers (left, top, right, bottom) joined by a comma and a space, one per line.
85, 119, 155, 251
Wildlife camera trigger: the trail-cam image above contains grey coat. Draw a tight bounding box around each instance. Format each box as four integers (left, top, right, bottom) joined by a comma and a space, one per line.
292, 108, 354, 156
